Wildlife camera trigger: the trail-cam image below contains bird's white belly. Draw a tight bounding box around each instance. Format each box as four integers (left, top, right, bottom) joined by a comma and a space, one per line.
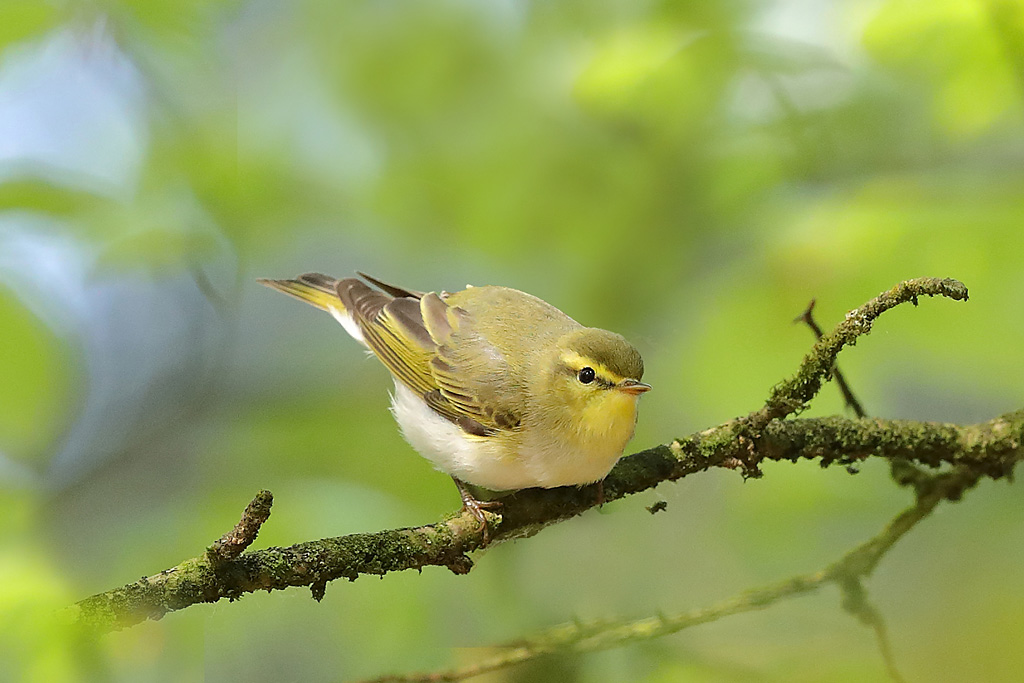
389, 382, 625, 491
390, 382, 524, 490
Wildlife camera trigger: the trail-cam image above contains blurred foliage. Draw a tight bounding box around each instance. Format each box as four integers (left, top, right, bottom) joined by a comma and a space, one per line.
0, 0, 1023, 681
0, 290, 70, 462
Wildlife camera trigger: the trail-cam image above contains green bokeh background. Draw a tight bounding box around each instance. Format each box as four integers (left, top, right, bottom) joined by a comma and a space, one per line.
1, 1, 1022, 681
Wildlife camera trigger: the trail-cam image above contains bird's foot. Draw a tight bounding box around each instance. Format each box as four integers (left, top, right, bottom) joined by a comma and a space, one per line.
452, 478, 503, 545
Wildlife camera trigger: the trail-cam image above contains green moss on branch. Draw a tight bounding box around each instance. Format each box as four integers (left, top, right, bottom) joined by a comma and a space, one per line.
72, 410, 1024, 631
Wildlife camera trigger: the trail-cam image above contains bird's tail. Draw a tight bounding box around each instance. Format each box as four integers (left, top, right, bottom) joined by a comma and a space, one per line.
258, 272, 343, 312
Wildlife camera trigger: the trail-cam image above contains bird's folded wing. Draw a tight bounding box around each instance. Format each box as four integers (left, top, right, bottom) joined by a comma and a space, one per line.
338, 277, 520, 436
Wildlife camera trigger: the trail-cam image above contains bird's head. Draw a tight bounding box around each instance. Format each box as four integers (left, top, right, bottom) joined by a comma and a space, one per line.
540, 328, 650, 439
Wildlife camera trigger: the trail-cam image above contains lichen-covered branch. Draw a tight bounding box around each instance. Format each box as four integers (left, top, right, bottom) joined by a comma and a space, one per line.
761, 277, 968, 424
795, 298, 866, 418
209, 489, 274, 560
71, 409, 1022, 632
365, 468, 982, 683
71, 277, 995, 633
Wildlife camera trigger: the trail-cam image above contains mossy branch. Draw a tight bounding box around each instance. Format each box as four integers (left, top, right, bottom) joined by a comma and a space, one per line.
366, 467, 981, 683
72, 277, 1011, 637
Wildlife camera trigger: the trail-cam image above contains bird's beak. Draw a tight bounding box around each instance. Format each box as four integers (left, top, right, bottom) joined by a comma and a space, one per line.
617, 379, 651, 395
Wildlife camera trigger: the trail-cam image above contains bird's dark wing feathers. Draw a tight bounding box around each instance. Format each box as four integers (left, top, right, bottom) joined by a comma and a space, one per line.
337, 275, 519, 436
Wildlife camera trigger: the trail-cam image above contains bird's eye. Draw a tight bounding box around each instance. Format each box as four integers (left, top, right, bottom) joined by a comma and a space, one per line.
577, 367, 596, 384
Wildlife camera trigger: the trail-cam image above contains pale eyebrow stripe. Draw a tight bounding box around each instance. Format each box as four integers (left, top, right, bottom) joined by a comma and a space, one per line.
559, 350, 626, 384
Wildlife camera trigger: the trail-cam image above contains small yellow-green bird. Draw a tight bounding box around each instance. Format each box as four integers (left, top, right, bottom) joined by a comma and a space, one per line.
259, 272, 649, 540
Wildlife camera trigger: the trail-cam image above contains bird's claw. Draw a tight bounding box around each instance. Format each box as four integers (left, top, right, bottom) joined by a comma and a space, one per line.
453, 478, 502, 545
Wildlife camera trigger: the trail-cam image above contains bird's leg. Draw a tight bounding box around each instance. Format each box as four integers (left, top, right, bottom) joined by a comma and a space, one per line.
594, 479, 605, 508
452, 477, 502, 545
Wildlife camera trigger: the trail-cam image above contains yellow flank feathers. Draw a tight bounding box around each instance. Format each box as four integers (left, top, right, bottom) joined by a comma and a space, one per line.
258, 278, 343, 312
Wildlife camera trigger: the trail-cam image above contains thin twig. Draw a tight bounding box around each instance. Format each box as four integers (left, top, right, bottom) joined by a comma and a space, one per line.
796, 296, 929, 510
754, 277, 968, 429
796, 298, 867, 418
190, 264, 231, 319
836, 576, 906, 683
208, 490, 274, 561
871, 610, 908, 683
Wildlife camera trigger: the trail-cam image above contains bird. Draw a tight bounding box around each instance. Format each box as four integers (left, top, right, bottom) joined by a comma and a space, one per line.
258, 272, 650, 542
